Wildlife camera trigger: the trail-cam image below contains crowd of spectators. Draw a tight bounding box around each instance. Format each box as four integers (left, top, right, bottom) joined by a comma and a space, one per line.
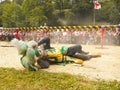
0, 27, 120, 46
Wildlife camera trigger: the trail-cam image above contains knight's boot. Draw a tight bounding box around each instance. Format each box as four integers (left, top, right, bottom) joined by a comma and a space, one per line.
38, 36, 51, 49
91, 54, 101, 58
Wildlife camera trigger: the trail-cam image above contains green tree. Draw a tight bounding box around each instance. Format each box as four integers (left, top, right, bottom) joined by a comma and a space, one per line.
71, 0, 93, 25
0, 4, 3, 27
0, 0, 120, 27
22, 0, 50, 26
113, 0, 120, 12
96, 0, 120, 24
64, 10, 74, 25
13, 0, 23, 5
42, 0, 58, 25
112, 0, 120, 24
72, 0, 93, 16
2, 2, 23, 27
54, 0, 74, 25
109, 7, 120, 24
29, 6, 47, 27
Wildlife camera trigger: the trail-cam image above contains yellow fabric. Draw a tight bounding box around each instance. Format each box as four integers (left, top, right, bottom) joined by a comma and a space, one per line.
46, 48, 63, 62
39, 48, 84, 64
66, 56, 83, 64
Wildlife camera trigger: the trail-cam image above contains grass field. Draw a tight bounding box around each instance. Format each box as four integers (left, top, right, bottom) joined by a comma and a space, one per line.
0, 68, 120, 90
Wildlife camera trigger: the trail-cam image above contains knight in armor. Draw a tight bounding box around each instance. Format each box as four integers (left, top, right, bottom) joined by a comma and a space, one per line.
37, 36, 101, 65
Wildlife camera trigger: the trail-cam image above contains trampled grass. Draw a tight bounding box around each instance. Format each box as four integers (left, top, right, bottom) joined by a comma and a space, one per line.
0, 68, 120, 90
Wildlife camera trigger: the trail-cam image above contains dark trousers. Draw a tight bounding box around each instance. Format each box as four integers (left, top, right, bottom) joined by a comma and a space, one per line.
67, 45, 82, 56
66, 45, 92, 60
38, 36, 51, 49
72, 53, 92, 60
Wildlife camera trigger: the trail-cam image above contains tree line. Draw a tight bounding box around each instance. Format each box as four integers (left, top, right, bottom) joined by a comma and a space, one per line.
0, 0, 120, 28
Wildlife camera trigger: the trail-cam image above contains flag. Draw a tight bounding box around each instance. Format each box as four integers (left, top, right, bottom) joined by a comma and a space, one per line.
94, 0, 101, 9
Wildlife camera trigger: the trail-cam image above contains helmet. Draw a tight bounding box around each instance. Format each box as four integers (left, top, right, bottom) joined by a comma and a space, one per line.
60, 46, 68, 55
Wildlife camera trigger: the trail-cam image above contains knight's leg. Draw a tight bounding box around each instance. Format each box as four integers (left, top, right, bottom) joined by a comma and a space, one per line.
72, 53, 92, 60
67, 45, 82, 56
73, 53, 101, 61
67, 45, 89, 56
73, 45, 89, 54
38, 36, 51, 49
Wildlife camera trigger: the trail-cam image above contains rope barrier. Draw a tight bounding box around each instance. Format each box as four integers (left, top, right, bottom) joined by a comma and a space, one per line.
1, 25, 120, 31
